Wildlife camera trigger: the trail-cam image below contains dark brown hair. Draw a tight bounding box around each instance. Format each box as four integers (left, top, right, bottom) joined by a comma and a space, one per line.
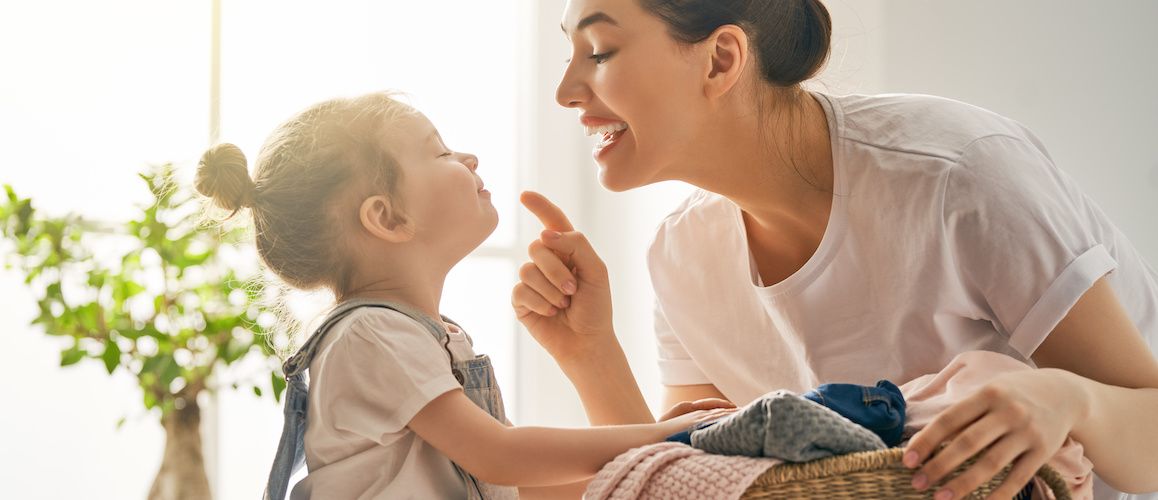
195, 92, 414, 294
640, 0, 832, 87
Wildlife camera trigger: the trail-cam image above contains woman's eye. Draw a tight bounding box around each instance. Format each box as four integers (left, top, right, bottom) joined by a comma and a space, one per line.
439, 151, 453, 158
590, 51, 615, 64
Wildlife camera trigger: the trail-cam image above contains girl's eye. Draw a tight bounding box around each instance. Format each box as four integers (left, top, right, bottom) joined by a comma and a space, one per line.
590, 51, 615, 64
439, 151, 453, 158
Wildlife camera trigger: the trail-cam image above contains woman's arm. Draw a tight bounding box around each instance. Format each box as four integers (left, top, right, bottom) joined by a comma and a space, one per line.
1033, 277, 1158, 490
407, 388, 725, 487
513, 191, 653, 424
905, 277, 1158, 496
514, 192, 734, 425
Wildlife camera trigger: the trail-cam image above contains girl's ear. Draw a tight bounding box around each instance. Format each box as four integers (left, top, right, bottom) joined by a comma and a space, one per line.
703, 24, 750, 100
359, 195, 414, 243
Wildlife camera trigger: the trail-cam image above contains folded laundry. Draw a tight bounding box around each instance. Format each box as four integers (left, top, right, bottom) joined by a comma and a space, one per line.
584, 442, 779, 500
803, 379, 906, 447
689, 390, 886, 462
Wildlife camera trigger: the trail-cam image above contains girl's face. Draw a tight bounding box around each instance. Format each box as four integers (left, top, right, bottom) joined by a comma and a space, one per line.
391, 113, 498, 252
557, 0, 709, 191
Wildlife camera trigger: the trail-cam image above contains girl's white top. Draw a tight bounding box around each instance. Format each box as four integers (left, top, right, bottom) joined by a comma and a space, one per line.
290, 308, 476, 500
648, 92, 1158, 500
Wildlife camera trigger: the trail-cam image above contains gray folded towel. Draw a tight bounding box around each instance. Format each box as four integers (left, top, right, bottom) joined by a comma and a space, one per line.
690, 390, 886, 462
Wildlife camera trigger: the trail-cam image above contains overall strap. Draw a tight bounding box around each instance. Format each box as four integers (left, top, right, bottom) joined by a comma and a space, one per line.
282, 298, 455, 378
262, 299, 459, 500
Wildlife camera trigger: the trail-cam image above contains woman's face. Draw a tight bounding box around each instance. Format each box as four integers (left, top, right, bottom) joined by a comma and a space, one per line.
557, 0, 709, 191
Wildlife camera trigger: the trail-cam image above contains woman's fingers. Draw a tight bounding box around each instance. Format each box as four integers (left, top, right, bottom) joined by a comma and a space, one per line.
521, 190, 576, 233
935, 436, 1033, 500
904, 391, 991, 469
985, 451, 1046, 500
511, 282, 557, 318
527, 240, 577, 298
538, 229, 607, 283
659, 398, 736, 421
911, 414, 1008, 490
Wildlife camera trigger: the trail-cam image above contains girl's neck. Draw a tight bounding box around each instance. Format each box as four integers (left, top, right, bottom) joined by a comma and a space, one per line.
338, 258, 449, 322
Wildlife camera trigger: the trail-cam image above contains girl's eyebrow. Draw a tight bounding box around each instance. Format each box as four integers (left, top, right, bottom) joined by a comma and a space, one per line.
426, 130, 448, 150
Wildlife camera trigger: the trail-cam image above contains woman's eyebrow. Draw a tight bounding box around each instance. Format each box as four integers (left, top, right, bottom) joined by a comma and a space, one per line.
561, 12, 620, 36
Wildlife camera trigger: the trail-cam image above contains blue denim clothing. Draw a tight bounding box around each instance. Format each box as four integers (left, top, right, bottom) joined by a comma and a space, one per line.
665, 419, 719, 445
802, 380, 906, 447
262, 299, 517, 500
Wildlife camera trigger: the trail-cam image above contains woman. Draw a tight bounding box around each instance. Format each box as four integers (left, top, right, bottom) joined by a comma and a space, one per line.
511, 0, 1158, 499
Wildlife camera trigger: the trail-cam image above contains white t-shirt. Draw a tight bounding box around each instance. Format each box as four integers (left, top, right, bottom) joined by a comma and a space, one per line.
290, 307, 477, 500
648, 93, 1158, 500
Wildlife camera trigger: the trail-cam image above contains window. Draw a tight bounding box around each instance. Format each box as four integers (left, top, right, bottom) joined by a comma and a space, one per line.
1, 1, 524, 498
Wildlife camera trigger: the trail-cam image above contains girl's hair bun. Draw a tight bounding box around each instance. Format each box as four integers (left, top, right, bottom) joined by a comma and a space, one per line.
196, 143, 256, 212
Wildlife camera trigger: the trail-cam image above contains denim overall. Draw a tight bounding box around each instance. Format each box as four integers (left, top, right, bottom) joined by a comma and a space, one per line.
262, 299, 519, 500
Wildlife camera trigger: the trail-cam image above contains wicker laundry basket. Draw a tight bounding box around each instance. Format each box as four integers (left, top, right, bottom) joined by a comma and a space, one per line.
740, 448, 1071, 499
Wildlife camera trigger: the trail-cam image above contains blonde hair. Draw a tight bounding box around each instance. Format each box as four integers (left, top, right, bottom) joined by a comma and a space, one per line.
195, 92, 415, 295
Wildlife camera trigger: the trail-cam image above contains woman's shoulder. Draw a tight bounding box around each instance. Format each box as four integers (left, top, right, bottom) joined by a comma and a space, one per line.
647, 189, 742, 263
653, 190, 732, 234
826, 92, 1039, 163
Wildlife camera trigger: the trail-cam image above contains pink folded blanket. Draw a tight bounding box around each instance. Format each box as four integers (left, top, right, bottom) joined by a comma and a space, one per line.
584, 442, 780, 500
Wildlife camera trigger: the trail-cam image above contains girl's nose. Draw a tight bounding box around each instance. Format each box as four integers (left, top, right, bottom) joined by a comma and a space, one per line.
463, 153, 479, 171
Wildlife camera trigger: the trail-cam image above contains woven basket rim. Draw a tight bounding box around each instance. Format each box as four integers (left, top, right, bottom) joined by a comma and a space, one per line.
744, 447, 1072, 500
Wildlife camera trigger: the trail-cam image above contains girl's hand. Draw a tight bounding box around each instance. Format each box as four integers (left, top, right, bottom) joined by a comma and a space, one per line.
903, 369, 1085, 499
659, 398, 737, 422
512, 191, 615, 362
661, 407, 737, 437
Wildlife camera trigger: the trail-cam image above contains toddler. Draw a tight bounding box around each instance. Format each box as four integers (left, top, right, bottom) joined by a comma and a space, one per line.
194, 92, 726, 499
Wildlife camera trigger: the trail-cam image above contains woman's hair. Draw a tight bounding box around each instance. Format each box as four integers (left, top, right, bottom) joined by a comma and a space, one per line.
195, 92, 414, 294
640, 0, 832, 88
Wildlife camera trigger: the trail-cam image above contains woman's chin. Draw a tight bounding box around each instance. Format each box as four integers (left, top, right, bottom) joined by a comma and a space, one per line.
597, 162, 655, 193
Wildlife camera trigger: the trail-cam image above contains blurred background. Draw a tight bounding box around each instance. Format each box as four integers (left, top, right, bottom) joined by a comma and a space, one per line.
1, 1, 1156, 498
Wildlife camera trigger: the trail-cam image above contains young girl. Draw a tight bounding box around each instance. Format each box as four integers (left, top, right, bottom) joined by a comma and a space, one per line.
194, 92, 729, 499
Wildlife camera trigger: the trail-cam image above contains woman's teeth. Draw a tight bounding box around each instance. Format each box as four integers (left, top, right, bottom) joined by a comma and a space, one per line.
584, 122, 629, 137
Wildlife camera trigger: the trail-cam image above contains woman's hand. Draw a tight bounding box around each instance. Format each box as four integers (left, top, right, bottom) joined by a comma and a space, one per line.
512, 191, 615, 362
658, 398, 736, 422
903, 368, 1086, 499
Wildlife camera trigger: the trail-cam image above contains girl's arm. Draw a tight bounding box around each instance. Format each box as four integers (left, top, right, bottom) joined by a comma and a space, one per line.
407, 388, 725, 487
905, 278, 1158, 496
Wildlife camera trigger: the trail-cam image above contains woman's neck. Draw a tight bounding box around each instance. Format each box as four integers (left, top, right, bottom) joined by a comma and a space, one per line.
668, 90, 835, 286
678, 90, 834, 243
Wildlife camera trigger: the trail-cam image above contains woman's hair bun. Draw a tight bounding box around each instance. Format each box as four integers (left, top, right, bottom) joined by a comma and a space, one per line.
196, 143, 256, 212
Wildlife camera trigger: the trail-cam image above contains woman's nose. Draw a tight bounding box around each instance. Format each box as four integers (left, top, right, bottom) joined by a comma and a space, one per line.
555, 62, 589, 109
463, 153, 479, 171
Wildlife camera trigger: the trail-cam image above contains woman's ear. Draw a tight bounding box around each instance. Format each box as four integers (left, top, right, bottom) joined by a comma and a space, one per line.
359, 195, 414, 243
703, 24, 751, 100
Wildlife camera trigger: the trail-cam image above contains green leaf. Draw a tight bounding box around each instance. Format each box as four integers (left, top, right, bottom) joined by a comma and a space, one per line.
101, 339, 121, 374
271, 372, 287, 402
158, 356, 181, 389
252, 386, 262, 397
60, 346, 85, 367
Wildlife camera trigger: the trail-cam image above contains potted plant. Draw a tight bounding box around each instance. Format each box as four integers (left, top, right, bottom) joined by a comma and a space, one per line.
1, 165, 287, 500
